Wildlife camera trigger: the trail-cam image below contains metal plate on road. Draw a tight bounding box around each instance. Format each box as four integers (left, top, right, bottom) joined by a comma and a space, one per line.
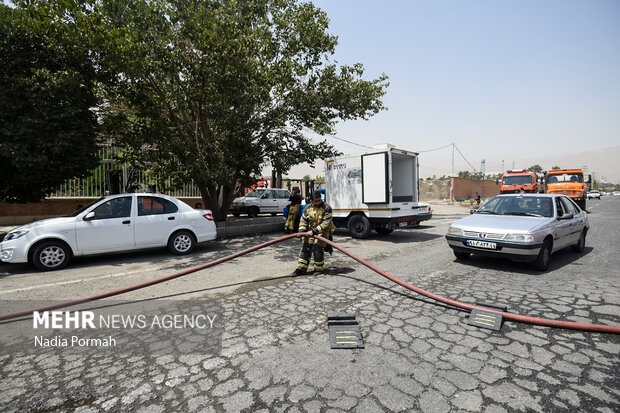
468, 309, 503, 331
327, 312, 364, 349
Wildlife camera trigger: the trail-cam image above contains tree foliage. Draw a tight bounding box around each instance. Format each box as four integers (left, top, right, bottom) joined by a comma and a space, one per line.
0, 4, 99, 203
528, 164, 543, 173
84, 0, 389, 220
457, 171, 501, 181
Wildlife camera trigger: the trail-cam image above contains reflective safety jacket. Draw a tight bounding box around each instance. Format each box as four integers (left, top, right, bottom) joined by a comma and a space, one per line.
299, 202, 336, 245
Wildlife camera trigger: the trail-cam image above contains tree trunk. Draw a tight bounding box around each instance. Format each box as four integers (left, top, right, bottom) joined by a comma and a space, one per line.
199, 183, 238, 222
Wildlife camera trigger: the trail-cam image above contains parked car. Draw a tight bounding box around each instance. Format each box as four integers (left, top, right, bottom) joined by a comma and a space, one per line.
587, 190, 601, 199
445, 194, 588, 271
229, 188, 291, 217
0, 193, 217, 271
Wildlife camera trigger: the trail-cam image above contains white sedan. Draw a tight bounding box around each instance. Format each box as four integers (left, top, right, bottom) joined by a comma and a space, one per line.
0, 193, 217, 271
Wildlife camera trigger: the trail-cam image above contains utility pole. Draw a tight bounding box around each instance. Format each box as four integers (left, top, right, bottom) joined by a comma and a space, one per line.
451, 143, 455, 177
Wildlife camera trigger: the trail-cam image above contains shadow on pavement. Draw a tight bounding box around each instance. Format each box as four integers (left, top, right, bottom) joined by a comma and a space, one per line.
451, 246, 593, 275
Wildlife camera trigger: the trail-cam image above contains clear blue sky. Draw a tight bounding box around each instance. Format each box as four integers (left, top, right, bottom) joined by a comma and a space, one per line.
310, 0, 620, 175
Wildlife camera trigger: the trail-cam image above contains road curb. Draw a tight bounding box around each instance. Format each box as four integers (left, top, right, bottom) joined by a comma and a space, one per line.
215, 216, 285, 238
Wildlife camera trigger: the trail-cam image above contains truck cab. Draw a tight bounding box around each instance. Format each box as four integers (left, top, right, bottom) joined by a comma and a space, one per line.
500, 169, 539, 194
543, 169, 590, 210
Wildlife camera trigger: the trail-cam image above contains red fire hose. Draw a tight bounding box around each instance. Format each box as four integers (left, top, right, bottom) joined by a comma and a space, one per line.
0, 233, 618, 334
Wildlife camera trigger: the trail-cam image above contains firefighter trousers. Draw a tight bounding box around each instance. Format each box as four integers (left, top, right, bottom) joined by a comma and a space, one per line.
297, 241, 324, 273
285, 205, 300, 232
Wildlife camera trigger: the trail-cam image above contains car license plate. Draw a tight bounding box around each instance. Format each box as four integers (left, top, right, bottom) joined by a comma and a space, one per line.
466, 240, 497, 249
398, 222, 409, 227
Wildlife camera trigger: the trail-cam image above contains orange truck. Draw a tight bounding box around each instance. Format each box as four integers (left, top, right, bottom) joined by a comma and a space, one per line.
500, 169, 540, 194
543, 169, 591, 210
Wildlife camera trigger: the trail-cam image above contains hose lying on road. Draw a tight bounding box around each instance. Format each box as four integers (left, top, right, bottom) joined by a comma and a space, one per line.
0, 233, 618, 334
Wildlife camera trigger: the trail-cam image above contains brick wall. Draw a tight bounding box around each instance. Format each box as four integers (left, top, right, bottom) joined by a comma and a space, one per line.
450, 177, 500, 201
419, 179, 452, 201
419, 178, 500, 201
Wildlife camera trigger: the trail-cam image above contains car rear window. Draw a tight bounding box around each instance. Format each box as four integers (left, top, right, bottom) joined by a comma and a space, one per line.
138, 196, 178, 215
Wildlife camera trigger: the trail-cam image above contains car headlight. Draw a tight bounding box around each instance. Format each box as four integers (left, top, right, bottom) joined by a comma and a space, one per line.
447, 226, 461, 235
504, 233, 534, 243
4, 230, 29, 241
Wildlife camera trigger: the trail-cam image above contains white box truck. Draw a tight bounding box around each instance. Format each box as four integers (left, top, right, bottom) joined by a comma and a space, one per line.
325, 144, 432, 238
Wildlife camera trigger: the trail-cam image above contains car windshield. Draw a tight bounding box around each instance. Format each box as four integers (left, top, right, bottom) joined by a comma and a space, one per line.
477, 196, 553, 218
546, 173, 583, 183
69, 198, 105, 217
244, 190, 263, 198
502, 175, 534, 186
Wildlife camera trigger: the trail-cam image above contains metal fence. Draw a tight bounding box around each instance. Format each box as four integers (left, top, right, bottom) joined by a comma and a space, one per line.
49, 143, 201, 198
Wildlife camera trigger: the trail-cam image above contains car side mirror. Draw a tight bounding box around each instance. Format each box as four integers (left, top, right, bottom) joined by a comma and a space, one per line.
470, 209, 476, 214
559, 212, 573, 220
83, 211, 95, 221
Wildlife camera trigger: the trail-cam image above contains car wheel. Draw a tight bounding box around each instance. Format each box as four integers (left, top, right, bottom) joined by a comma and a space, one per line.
168, 230, 196, 255
31, 241, 71, 271
248, 207, 259, 218
532, 239, 552, 271
375, 227, 394, 235
232, 212, 241, 217
453, 250, 470, 260
347, 214, 371, 239
571, 229, 586, 253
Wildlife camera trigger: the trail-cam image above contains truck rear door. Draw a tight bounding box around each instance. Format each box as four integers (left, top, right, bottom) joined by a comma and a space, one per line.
361, 152, 388, 204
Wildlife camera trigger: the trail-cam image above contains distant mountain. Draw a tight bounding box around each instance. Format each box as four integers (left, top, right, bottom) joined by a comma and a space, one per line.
419, 146, 620, 184
521, 146, 620, 184
282, 146, 620, 185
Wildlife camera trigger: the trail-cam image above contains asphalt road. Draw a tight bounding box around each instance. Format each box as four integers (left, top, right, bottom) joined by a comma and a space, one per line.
0, 199, 618, 412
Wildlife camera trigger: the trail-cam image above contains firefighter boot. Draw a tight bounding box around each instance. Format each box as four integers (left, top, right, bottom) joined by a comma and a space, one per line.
291, 268, 306, 277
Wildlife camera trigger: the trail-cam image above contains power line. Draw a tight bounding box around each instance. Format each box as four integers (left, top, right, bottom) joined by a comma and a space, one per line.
453, 144, 478, 172
417, 143, 454, 153
321, 134, 374, 150
304, 128, 374, 150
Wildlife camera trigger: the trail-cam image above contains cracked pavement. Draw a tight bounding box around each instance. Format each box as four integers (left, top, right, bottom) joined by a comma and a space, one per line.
0, 200, 618, 412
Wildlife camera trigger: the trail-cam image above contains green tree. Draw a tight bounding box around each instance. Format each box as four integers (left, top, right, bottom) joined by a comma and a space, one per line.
528, 164, 543, 174
84, 0, 389, 220
0, 5, 99, 203
551, 165, 561, 170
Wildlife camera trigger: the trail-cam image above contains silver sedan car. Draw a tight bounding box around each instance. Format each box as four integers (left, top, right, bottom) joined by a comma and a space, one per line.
445, 194, 588, 271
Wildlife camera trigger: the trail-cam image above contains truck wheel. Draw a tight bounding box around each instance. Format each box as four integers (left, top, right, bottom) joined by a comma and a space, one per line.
531, 239, 552, 271
168, 230, 196, 255
375, 227, 394, 235
348, 215, 371, 238
31, 241, 71, 271
248, 207, 259, 218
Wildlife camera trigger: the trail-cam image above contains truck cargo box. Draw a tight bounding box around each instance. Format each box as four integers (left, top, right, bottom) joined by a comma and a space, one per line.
325, 144, 432, 238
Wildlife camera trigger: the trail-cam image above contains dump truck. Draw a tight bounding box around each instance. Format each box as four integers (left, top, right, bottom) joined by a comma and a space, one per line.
543, 168, 590, 210
324, 144, 432, 238
500, 169, 540, 194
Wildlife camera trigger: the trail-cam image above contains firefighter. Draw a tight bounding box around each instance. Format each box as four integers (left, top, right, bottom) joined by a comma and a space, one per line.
292, 191, 335, 276
284, 188, 302, 234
